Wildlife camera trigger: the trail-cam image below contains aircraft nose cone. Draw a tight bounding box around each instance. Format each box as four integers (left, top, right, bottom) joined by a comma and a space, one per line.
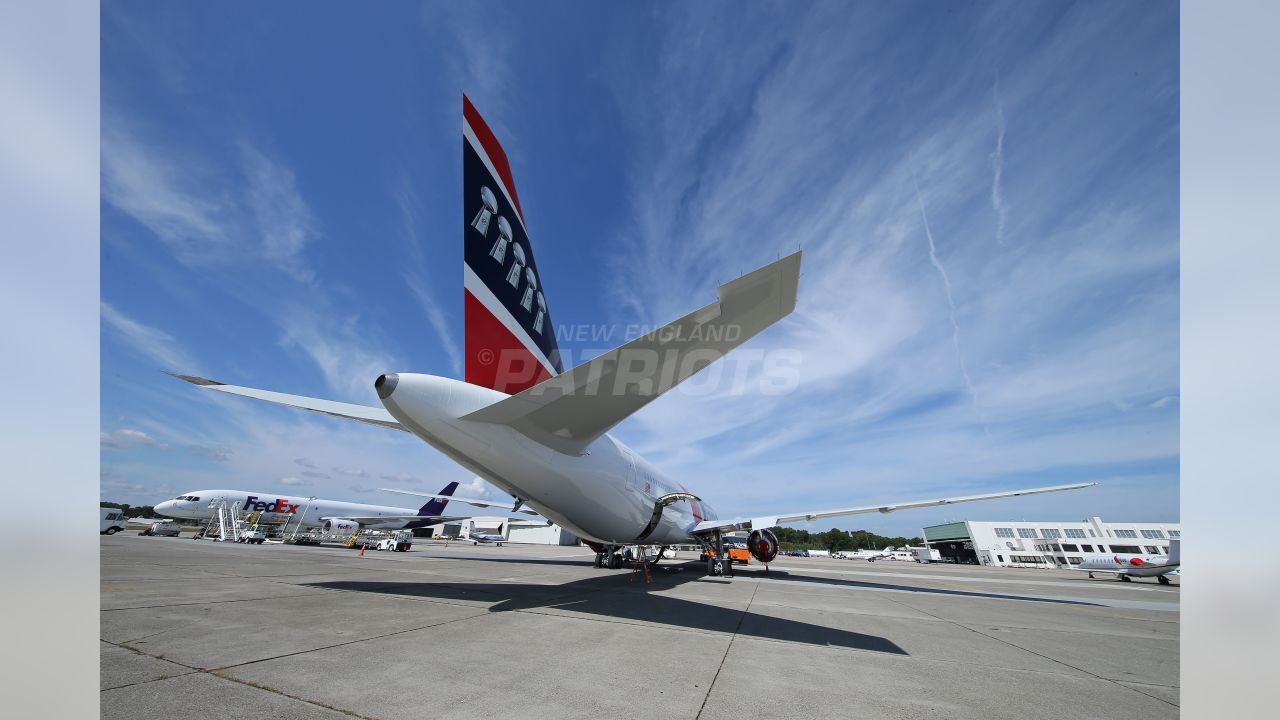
375, 373, 399, 400
155, 501, 173, 515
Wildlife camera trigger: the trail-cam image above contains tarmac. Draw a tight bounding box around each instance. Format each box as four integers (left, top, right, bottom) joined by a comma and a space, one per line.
101, 535, 1179, 719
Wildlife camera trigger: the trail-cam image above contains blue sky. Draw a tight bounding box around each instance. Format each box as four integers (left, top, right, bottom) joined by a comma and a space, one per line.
100, 1, 1179, 536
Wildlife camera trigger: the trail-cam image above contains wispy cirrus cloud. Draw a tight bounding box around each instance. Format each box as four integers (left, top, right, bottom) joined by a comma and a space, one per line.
598, 2, 1179, 525
101, 301, 197, 372
101, 429, 166, 449
102, 118, 317, 279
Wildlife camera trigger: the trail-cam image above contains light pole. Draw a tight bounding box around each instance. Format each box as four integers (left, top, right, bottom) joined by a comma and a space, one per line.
289, 497, 316, 541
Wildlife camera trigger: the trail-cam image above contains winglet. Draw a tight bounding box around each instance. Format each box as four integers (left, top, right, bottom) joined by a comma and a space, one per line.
167, 372, 225, 386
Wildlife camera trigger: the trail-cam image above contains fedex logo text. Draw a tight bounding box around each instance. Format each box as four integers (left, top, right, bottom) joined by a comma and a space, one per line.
245, 496, 299, 514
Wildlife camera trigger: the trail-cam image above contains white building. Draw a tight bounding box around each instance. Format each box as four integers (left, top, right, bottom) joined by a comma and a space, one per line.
921, 517, 1180, 568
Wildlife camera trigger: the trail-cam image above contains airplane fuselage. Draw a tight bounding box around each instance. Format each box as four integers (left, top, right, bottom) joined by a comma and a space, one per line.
1078, 555, 1179, 578
379, 373, 716, 546
155, 493, 441, 531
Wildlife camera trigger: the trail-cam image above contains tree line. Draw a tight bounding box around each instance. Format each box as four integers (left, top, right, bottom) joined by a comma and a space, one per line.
100, 501, 159, 519
769, 527, 923, 553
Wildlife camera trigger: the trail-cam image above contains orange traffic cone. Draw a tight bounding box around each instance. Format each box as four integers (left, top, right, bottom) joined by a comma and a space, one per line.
359, 545, 365, 557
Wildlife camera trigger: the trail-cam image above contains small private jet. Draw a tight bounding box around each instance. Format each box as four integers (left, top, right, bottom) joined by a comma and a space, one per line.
1078, 539, 1180, 585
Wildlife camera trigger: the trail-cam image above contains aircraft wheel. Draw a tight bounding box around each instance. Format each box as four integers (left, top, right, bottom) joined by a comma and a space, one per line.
1120, 574, 1132, 582
1088, 572, 1094, 578
594, 552, 604, 568
1158, 575, 1171, 585
608, 553, 622, 569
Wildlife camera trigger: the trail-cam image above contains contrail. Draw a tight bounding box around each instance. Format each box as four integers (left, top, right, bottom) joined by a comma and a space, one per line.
908, 160, 986, 427
990, 78, 1008, 246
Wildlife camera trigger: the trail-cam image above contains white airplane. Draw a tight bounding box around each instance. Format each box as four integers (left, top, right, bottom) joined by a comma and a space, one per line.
170, 95, 1096, 576
1078, 539, 1180, 585
154, 481, 541, 533
464, 521, 508, 546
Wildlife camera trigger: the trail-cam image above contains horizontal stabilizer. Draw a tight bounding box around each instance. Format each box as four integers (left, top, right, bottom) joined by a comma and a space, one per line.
692, 482, 1098, 534
169, 374, 406, 432
461, 252, 802, 454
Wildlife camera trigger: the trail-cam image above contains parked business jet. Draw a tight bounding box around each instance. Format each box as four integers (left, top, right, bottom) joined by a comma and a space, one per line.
170, 95, 1095, 576
1079, 539, 1180, 585
154, 481, 539, 533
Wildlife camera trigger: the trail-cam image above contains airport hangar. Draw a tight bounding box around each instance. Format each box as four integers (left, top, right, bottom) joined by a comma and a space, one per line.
922, 516, 1180, 567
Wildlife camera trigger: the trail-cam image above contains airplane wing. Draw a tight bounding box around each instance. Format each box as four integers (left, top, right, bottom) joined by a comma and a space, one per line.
320, 514, 472, 524
379, 488, 543, 515
461, 252, 802, 455
169, 374, 407, 432
690, 482, 1098, 535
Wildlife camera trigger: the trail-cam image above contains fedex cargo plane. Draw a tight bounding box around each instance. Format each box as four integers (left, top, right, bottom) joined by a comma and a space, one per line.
154, 481, 539, 533
171, 96, 1094, 576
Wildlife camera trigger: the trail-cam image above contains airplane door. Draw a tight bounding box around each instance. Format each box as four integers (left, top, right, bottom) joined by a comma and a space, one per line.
621, 448, 637, 490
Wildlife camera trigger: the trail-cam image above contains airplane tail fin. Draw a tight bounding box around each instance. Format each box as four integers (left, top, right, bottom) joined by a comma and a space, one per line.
416, 481, 459, 517
1167, 537, 1180, 563
463, 95, 564, 394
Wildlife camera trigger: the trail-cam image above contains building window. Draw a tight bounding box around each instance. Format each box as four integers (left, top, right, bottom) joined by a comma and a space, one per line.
1081, 545, 1094, 552
1011, 555, 1044, 564
1141, 529, 1166, 539
1111, 545, 1141, 553
1145, 546, 1160, 554
1089, 529, 1096, 536
1017, 528, 1038, 539
1065, 528, 1087, 539
1115, 529, 1138, 538
1169, 530, 1181, 538
1041, 529, 1062, 539
1061, 544, 1079, 552
995, 527, 1015, 538
996, 555, 1004, 562
1067, 557, 1083, 564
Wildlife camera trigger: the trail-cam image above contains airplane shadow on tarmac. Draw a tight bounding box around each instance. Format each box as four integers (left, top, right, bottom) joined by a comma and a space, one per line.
306, 562, 907, 655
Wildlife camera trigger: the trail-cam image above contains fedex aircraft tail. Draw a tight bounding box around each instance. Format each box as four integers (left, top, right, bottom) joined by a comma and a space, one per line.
416, 481, 459, 516
463, 95, 564, 394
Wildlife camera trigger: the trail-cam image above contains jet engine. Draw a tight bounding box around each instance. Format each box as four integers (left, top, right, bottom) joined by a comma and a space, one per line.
747, 528, 779, 563
323, 519, 361, 536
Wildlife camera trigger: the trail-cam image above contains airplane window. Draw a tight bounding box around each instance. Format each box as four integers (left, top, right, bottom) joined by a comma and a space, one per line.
191, 497, 200, 501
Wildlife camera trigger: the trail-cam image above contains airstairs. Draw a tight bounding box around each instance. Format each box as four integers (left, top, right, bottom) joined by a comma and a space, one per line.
202, 497, 244, 541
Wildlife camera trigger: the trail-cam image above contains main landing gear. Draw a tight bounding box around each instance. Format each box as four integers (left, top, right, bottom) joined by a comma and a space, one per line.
700, 529, 733, 578
1157, 575, 1171, 585
593, 545, 625, 569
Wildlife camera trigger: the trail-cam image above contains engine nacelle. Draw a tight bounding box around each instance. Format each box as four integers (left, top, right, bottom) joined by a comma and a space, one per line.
323, 519, 361, 537
748, 528, 779, 563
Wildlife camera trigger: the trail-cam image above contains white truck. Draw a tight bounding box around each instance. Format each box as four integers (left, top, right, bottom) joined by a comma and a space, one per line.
910, 546, 942, 563
100, 508, 128, 535
236, 530, 267, 544
373, 530, 413, 552
139, 520, 182, 537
